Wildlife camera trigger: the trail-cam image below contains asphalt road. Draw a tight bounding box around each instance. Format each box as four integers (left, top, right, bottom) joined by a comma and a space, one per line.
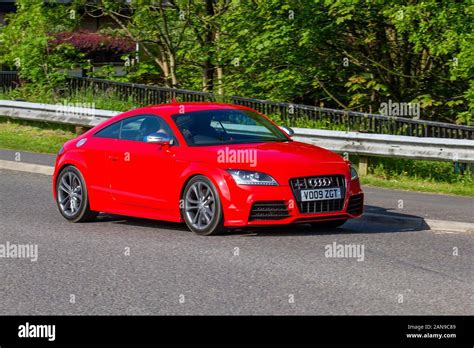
364, 186, 474, 223
0, 149, 56, 167
0, 168, 472, 315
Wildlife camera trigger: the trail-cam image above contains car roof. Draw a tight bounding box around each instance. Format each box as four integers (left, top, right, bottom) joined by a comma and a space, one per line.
129, 102, 255, 118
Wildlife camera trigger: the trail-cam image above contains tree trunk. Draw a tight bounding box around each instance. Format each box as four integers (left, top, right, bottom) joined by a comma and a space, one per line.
169, 53, 178, 88
202, 60, 214, 92
202, 0, 216, 92
216, 30, 223, 95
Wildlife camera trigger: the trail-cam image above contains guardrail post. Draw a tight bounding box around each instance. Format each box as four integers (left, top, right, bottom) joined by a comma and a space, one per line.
358, 156, 368, 176
467, 163, 474, 177
75, 126, 87, 135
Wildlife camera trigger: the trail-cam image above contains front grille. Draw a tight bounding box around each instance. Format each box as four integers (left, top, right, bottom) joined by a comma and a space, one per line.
249, 201, 290, 221
347, 193, 364, 215
290, 175, 346, 214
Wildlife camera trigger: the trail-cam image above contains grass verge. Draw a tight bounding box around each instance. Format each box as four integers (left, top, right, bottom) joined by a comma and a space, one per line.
361, 175, 474, 197
0, 118, 76, 154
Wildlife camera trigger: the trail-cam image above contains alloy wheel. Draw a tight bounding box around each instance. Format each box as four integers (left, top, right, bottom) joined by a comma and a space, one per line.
184, 181, 216, 230
58, 171, 83, 217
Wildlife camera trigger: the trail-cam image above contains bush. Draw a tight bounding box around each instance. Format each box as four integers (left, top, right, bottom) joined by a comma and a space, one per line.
50, 31, 135, 63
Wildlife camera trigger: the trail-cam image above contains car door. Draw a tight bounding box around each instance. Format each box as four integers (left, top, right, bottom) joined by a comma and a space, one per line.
86, 119, 123, 207
107, 114, 179, 212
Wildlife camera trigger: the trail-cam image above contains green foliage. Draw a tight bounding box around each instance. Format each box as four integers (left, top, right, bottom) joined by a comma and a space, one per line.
350, 154, 474, 196
266, 113, 350, 131
0, 0, 472, 125
63, 88, 138, 111
0, 84, 56, 103
0, 85, 137, 112
0, 0, 79, 86
368, 157, 473, 184
218, 0, 473, 124
118, 61, 162, 85
88, 64, 118, 79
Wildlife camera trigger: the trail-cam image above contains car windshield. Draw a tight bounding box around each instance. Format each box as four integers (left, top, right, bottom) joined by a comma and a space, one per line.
172, 109, 289, 146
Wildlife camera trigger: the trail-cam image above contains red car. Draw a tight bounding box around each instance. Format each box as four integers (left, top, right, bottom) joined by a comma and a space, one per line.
53, 103, 364, 235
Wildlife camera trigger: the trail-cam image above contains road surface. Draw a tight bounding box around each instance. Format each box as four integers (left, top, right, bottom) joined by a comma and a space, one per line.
0, 168, 472, 315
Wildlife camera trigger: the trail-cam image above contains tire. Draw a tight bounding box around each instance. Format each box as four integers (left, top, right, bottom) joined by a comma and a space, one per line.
56, 165, 98, 223
310, 219, 347, 229
181, 175, 224, 236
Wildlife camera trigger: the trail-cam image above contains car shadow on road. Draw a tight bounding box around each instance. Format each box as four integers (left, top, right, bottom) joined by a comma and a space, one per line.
93, 204, 430, 237
234, 204, 430, 237
95, 213, 190, 232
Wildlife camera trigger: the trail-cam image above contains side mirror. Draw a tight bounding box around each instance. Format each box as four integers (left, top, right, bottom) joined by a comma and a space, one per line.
145, 132, 174, 145
280, 125, 295, 137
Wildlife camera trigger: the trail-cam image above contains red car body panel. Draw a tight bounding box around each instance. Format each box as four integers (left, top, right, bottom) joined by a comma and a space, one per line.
53, 103, 363, 227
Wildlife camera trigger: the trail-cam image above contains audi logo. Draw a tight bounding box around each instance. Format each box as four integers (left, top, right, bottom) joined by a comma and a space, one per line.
307, 177, 333, 188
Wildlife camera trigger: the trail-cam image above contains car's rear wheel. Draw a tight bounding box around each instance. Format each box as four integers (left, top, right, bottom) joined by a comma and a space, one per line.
310, 219, 347, 229
182, 175, 224, 236
56, 165, 98, 222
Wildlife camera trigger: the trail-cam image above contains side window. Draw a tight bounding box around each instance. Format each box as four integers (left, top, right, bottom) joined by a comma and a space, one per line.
154, 117, 176, 142
120, 114, 178, 143
94, 121, 122, 139
120, 116, 148, 141
94, 114, 177, 143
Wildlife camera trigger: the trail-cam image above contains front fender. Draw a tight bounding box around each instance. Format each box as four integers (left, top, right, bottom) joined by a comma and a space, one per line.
52, 149, 90, 200
178, 161, 232, 202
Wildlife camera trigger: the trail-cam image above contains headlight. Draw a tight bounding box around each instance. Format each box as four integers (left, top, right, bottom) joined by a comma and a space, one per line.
350, 165, 359, 180
227, 170, 278, 186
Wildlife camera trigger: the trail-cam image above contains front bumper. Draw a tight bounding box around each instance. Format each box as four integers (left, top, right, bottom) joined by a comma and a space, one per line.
221, 174, 364, 227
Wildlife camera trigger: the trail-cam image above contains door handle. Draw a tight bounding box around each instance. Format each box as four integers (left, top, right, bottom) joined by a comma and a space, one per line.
108, 155, 119, 161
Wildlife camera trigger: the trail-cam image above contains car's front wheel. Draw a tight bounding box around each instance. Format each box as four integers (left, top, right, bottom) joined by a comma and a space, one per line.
182, 175, 224, 236
56, 165, 98, 222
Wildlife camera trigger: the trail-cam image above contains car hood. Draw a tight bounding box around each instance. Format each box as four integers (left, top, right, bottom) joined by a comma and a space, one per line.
177, 141, 350, 184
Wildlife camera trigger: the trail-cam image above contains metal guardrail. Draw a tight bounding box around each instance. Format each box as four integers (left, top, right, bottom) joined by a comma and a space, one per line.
0, 100, 473, 165
1, 72, 473, 139
292, 128, 474, 164
0, 100, 116, 126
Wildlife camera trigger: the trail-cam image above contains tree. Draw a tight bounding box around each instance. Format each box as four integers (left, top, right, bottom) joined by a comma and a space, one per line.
218, 0, 473, 123
81, 0, 231, 92
1, 0, 471, 124
0, 0, 78, 86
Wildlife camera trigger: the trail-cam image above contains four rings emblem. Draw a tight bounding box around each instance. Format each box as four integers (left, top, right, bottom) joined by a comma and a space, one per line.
307, 177, 332, 188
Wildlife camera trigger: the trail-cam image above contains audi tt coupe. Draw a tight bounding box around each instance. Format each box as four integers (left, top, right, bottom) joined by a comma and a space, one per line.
53, 102, 364, 235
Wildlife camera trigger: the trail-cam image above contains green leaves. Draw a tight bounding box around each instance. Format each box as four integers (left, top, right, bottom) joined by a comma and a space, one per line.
0, 0, 79, 87
0, 0, 472, 124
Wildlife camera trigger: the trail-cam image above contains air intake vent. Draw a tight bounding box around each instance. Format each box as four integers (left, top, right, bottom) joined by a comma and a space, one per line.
347, 193, 364, 216
249, 201, 290, 221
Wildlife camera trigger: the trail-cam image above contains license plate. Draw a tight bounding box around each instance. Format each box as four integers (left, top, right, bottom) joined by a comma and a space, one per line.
301, 188, 341, 201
